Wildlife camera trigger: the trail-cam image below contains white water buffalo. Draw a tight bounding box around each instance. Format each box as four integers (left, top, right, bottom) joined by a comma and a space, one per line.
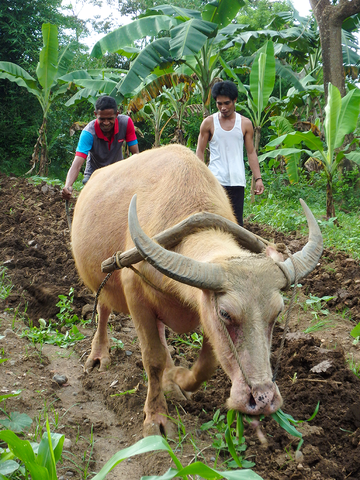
71, 144, 322, 437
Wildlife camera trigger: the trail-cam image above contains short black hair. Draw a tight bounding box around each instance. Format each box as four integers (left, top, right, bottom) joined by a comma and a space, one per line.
211, 81, 238, 101
95, 96, 118, 113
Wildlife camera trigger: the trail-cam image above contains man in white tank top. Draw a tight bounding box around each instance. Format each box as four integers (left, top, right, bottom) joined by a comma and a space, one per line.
196, 81, 264, 226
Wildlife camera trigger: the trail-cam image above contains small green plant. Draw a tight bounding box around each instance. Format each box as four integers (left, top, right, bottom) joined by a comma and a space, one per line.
0, 267, 13, 300
174, 332, 203, 349
21, 322, 86, 349
271, 403, 320, 452
200, 409, 255, 469
302, 294, 334, 318
347, 355, 360, 378
350, 322, 360, 345
110, 337, 124, 350
56, 287, 79, 326
0, 391, 32, 434
304, 320, 336, 334
0, 417, 64, 479
62, 425, 95, 479
89, 434, 264, 480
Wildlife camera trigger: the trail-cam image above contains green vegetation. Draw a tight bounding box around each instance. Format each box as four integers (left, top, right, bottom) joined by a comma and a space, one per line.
244, 169, 360, 260
90, 434, 263, 480
0, 268, 12, 301
200, 409, 254, 469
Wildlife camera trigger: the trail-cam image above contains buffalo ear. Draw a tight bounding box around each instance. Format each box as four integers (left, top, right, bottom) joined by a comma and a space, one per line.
265, 246, 284, 262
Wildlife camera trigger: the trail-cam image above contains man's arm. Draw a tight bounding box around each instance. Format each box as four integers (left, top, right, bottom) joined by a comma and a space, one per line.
129, 143, 139, 155
61, 155, 86, 200
243, 117, 264, 195
196, 117, 212, 162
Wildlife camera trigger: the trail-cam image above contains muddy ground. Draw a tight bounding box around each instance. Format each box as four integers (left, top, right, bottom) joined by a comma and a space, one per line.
0, 172, 360, 480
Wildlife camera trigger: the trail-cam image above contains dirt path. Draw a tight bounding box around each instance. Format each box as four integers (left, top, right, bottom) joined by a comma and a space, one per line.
1, 174, 360, 479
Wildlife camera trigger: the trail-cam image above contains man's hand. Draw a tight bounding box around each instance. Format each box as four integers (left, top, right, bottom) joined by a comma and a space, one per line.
61, 186, 73, 200
254, 178, 264, 195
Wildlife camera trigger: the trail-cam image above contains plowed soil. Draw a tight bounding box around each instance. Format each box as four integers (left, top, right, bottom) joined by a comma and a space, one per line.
1, 172, 360, 480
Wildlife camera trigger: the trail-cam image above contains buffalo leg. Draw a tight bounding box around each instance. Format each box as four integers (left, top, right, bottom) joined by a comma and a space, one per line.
157, 320, 189, 401
84, 303, 111, 373
165, 334, 218, 392
129, 304, 175, 437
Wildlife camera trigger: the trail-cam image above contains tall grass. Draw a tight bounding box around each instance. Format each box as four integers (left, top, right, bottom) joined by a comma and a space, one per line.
244, 169, 360, 259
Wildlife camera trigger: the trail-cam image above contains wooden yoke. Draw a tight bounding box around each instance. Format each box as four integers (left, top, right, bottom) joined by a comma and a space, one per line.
101, 212, 267, 273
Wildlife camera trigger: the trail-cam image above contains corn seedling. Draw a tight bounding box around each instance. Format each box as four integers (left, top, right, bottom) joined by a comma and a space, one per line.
62, 426, 96, 480
0, 267, 13, 300
304, 320, 336, 333
350, 322, 360, 345
0, 416, 63, 479
174, 332, 203, 349
200, 409, 254, 470
347, 354, 360, 378
271, 402, 320, 452
89, 434, 264, 480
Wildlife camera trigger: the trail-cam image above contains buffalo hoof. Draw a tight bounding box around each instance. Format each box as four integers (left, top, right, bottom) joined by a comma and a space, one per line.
143, 419, 176, 439
84, 354, 111, 373
163, 380, 191, 402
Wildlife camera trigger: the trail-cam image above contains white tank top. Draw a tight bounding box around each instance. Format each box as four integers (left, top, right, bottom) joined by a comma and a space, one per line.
208, 112, 245, 186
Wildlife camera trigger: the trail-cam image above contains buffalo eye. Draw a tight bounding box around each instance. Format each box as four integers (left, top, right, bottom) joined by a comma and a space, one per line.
219, 309, 232, 322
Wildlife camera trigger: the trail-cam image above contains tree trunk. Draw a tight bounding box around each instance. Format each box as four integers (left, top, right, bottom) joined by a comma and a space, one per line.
28, 118, 48, 176
309, 0, 360, 99
326, 179, 336, 219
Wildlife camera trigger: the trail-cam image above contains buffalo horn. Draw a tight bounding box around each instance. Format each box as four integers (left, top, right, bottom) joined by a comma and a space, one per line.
128, 195, 226, 291
102, 204, 265, 273
280, 199, 323, 287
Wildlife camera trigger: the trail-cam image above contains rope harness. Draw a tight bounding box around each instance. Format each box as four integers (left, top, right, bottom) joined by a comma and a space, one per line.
90, 247, 299, 384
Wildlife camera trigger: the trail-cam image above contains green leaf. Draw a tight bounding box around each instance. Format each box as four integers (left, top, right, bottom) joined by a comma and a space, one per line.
36, 24, 58, 94
65, 88, 98, 107
219, 57, 248, 95
91, 436, 171, 480
271, 409, 302, 438
169, 19, 218, 59
0, 412, 32, 433
202, 0, 245, 28
334, 88, 360, 149
0, 460, 20, 476
258, 147, 314, 161
150, 4, 202, 20
177, 462, 263, 479
266, 130, 324, 152
275, 59, 304, 92
351, 322, 360, 338
285, 152, 301, 183
0, 62, 40, 97
324, 83, 342, 163
36, 432, 64, 476
224, 426, 243, 468
0, 391, 21, 402
117, 38, 172, 99
91, 16, 178, 58
249, 41, 275, 123
56, 43, 76, 79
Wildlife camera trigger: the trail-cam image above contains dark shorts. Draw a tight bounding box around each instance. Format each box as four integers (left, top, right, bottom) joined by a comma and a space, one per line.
223, 185, 245, 226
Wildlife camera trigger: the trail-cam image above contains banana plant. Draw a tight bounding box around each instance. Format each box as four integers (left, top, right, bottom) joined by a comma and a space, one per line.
90, 0, 246, 114
0, 24, 76, 175
258, 83, 360, 219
